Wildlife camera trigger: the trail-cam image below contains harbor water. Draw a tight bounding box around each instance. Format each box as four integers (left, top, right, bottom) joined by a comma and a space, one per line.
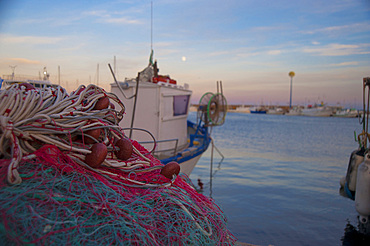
188, 111, 366, 246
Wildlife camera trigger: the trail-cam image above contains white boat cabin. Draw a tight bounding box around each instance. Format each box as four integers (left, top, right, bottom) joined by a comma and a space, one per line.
110, 72, 192, 160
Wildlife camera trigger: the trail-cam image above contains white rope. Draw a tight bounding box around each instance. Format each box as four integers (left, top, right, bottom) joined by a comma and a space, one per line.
0, 84, 162, 185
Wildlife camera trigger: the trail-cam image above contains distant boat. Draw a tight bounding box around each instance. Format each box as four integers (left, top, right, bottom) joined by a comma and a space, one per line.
0, 68, 57, 90
267, 107, 284, 115
286, 107, 302, 116
233, 105, 250, 113
301, 104, 333, 117
0, 77, 57, 90
334, 108, 359, 118
250, 106, 267, 114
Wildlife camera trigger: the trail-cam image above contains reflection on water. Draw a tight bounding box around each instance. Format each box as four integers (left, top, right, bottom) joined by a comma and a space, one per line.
188, 112, 365, 246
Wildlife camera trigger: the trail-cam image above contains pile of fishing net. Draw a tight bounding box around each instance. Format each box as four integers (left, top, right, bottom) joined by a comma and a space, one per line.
0, 83, 236, 245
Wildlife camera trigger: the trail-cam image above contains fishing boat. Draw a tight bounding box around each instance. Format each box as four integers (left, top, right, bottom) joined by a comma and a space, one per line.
301, 103, 333, 117
250, 106, 267, 114
0, 77, 57, 90
233, 105, 251, 113
286, 107, 302, 116
340, 77, 370, 235
334, 108, 359, 118
109, 54, 227, 176
0, 67, 58, 90
266, 107, 284, 115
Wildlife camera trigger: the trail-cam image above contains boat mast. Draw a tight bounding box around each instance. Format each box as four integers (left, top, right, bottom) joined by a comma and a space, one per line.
289, 71, 295, 109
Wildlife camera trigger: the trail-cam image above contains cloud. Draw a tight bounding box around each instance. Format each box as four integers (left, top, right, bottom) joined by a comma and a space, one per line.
0, 34, 63, 45
303, 43, 370, 56
83, 10, 141, 25
301, 22, 370, 36
83, 10, 109, 18
329, 61, 359, 67
267, 50, 281, 55
102, 17, 141, 24
10, 58, 40, 64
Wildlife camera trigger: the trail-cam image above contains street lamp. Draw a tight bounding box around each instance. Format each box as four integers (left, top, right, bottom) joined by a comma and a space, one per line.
289, 71, 295, 109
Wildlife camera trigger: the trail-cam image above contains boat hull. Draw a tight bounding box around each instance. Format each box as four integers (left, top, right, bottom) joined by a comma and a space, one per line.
301, 108, 333, 117
160, 120, 211, 176
178, 154, 203, 175
250, 110, 266, 114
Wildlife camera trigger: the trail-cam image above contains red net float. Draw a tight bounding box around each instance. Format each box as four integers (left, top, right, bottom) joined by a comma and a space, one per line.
114, 138, 133, 161
160, 161, 180, 179
83, 128, 101, 144
84, 143, 107, 168
94, 96, 110, 110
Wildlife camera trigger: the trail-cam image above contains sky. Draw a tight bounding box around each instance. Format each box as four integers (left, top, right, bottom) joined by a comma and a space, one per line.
0, 0, 369, 108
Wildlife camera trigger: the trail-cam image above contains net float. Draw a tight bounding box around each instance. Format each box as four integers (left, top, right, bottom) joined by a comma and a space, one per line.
19, 83, 35, 90
83, 128, 101, 144
115, 138, 133, 160
84, 142, 107, 168
160, 161, 180, 179
94, 96, 110, 110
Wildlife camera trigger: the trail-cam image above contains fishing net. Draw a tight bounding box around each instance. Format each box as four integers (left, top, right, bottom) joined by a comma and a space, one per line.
0, 83, 236, 245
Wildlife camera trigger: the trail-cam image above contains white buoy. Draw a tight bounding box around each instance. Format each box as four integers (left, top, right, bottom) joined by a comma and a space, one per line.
346, 149, 365, 192
355, 152, 370, 224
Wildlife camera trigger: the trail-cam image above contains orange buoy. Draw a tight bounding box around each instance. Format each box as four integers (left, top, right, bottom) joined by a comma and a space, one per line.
84, 143, 107, 168
94, 96, 110, 110
115, 138, 133, 160
160, 161, 180, 179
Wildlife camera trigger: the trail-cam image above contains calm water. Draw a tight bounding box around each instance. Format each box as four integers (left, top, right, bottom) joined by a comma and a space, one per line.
188, 112, 366, 246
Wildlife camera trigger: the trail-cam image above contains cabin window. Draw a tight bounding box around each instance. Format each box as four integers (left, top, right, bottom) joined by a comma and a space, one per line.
173, 95, 189, 116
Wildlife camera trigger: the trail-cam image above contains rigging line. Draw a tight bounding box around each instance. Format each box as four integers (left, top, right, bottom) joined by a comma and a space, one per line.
366, 86, 370, 148
129, 72, 141, 139
108, 63, 135, 100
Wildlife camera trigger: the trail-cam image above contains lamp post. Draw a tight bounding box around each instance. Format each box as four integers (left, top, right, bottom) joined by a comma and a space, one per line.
289, 71, 295, 109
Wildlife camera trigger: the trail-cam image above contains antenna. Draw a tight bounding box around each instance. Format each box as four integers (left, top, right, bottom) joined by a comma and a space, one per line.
114, 56, 116, 76
151, 1, 153, 51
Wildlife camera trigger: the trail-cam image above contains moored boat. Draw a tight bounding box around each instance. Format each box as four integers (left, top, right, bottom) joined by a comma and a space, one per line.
0, 77, 57, 90
301, 103, 333, 117
110, 54, 226, 176
250, 106, 267, 114
267, 107, 284, 115
340, 77, 370, 235
286, 107, 302, 116
233, 105, 250, 113
334, 108, 359, 118
0, 68, 58, 90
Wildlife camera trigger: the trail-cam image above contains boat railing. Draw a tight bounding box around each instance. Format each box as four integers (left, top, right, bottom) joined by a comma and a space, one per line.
139, 138, 179, 156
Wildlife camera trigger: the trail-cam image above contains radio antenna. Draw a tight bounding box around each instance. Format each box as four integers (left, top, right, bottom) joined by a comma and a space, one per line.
151, 1, 153, 51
